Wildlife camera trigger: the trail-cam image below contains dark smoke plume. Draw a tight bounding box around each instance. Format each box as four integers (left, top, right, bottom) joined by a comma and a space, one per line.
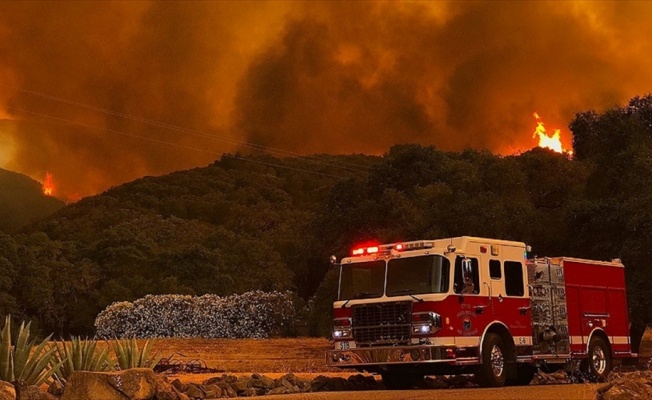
1, 1, 651, 198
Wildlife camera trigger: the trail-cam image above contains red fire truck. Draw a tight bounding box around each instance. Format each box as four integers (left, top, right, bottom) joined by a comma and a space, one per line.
326, 236, 636, 388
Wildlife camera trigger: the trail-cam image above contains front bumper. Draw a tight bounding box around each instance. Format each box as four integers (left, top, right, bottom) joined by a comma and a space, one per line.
326, 345, 463, 367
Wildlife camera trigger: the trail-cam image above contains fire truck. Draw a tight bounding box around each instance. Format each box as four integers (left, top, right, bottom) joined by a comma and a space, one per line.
326, 236, 636, 388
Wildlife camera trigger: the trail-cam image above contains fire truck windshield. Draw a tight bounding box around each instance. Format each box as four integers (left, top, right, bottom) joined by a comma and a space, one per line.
338, 260, 385, 301
386, 255, 450, 296
338, 255, 451, 301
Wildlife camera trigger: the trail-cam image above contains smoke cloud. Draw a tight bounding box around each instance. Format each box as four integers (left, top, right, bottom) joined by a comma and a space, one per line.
1, 1, 651, 198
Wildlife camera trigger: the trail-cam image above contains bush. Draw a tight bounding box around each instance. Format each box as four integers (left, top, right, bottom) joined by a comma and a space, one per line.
94, 290, 297, 339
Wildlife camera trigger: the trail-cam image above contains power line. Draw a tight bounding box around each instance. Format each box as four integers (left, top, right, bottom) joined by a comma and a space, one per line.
1, 83, 372, 173
7, 106, 354, 180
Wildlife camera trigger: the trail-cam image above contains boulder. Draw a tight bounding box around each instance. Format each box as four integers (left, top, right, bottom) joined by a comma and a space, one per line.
310, 376, 351, 392
154, 376, 177, 400
0, 381, 14, 400
184, 384, 204, 399
202, 384, 221, 399
61, 368, 157, 400
14, 382, 55, 400
347, 374, 379, 390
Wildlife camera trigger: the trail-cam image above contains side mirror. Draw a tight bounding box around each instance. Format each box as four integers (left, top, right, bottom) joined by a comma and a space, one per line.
330, 255, 338, 266
460, 258, 475, 294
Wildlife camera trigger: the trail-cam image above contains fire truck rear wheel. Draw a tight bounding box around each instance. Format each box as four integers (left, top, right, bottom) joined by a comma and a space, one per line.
476, 333, 507, 387
587, 336, 612, 381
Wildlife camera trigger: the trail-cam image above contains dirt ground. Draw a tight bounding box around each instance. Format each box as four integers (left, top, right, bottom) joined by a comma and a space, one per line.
147, 337, 356, 384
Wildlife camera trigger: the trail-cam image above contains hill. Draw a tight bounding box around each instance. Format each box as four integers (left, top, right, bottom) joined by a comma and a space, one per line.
7, 153, 376, 335
0, 168, 65, 232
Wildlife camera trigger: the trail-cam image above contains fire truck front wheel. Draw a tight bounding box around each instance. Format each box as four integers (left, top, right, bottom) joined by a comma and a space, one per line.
475, 333, 507, 387
586, 336, 612, 381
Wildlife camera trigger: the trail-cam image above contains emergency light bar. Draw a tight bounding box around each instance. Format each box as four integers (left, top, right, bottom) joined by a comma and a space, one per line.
351, 241, 434, 256
351, 246, 379, 256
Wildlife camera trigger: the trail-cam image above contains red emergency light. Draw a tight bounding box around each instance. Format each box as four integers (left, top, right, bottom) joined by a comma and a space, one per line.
351, 245, 380, 256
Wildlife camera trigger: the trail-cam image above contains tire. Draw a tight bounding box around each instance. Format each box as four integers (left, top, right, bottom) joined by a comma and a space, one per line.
381, 370, 423, 390
475, 333, 508, 387
587, 336, 612, 381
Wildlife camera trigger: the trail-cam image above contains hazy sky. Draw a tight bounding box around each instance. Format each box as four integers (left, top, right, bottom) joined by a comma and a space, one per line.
1, 1, 651, 199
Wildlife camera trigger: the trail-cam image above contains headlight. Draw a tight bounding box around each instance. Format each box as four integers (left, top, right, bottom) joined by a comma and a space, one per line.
411, 312, 441, 336
332, 317, 352, 339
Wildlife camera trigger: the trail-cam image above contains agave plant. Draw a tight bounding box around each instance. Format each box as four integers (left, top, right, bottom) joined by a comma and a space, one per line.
112, 337, 162, 370
52, 337, 115, 383
0, 315, 62, 387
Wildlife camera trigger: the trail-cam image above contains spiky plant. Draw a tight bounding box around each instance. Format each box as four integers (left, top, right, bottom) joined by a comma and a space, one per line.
0, 315, 62, 387
112, 337, 162, 370
52, 337, 115, 383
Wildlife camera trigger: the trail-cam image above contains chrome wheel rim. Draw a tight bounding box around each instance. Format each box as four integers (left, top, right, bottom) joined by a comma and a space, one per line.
490, 344, 504, 377
591, 346, 606, 374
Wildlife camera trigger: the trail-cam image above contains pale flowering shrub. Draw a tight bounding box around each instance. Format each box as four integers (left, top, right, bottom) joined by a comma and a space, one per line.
94, 301, 137, 338
94, 291, 297, 339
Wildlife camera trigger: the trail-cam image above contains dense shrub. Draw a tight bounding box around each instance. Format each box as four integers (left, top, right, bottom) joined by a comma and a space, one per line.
94, 291, 297, 339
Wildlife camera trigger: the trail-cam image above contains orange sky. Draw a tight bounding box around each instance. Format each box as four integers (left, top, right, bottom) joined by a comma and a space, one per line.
1, 1, 651, 199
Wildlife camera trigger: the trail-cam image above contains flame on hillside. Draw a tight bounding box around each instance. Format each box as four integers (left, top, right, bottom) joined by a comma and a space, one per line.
532, 112, 573, 156
42, 171, 55, 196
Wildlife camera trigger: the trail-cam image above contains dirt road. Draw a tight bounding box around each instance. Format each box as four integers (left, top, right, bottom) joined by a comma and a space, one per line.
264, 384, 601, 400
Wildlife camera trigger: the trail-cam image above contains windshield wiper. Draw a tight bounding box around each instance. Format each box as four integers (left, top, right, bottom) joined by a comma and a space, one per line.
390, 289, 425, 303
341, 292, 376, 308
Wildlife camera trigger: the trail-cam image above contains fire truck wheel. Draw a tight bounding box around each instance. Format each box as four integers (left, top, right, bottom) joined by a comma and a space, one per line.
476, 333, 507, 387
380, 370, 423, 390
587, 336, 612, 381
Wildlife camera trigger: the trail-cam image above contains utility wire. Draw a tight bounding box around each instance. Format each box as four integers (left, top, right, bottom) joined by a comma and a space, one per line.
1, 84, 372, 173
7, 106, 352, 180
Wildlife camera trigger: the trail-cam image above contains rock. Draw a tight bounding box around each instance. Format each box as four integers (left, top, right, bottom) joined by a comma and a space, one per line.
154, 391, 176, 400
154, 376, 176, 400
278, 378, 293, 390
310, 376, 351, 392
422, 376, 448, 389
203, 384, 221, 399
347, 374, 378, 390
15, 382, 55, 400
267, 387, 288, 395
184, 384, 205, 399
0, 381, 14, 400
240, 388, 256, 397
172, 386, 190, 400
279, 373, 298, 385
231, 378, 249, 393
222, 384, 237, 397
249, 374, 275, 394
171, 379, 187, 392
61, 368, 157, 400
310, 375, 329, 392
47, 380, 64, 397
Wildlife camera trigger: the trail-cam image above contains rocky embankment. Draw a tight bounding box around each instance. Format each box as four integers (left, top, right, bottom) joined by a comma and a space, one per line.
2, 368, 651, 399
596, 371, 652, 400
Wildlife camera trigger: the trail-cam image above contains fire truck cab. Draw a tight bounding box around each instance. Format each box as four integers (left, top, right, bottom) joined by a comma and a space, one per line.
326, 236, 635, 388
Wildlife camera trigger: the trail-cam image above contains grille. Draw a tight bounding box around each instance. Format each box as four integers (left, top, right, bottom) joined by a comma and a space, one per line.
352, 301, 412, 346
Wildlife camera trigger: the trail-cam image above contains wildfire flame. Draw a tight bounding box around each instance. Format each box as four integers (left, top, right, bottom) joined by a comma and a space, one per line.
42, 172, 55, 196
532, 112, 573, 156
